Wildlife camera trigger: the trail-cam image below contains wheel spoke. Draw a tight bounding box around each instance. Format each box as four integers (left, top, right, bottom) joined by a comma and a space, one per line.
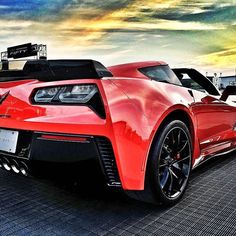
172, 164, 188, 179
160, 167, 170, 189
172, 162, 181, 171
162, 145, 171, 155
177, 129, 181, 147
174, 155, 191, 164
171, 129, 182, 153
178, 140, 188, 153
170, 131, 175, 147
173, 178, 182, 192
172, 131, 178, 152
170, 167, 184, 193
169, 168, 178, 179
168, 169, 174, 196
182, 163, 190, 176
159, 163, 168, 168
171, 165, 184, 178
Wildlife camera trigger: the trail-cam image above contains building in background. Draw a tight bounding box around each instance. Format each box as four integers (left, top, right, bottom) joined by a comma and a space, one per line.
220, 75, 236, 88
207, 74, 236, 91
218, 75, 236, 91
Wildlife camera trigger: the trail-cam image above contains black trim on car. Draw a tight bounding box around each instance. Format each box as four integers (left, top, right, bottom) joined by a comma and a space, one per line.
0, 59, 113, 82
30, 84, 106, 119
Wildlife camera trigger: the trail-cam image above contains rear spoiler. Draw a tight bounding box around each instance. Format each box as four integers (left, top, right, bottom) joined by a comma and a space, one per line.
0, 60, 113, 82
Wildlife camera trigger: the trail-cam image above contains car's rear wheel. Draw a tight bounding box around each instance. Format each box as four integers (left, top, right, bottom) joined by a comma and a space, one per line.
126, 120, 192, 205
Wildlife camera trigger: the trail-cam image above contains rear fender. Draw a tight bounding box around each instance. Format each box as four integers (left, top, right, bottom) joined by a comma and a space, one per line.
142, 105, 200, 178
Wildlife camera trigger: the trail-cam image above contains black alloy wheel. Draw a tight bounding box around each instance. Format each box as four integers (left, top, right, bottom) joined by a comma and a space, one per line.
158, 125, 191, 200
125, 120, 192, 205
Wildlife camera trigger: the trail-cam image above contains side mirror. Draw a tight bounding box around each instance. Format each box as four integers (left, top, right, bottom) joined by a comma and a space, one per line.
220, 86, 236, 101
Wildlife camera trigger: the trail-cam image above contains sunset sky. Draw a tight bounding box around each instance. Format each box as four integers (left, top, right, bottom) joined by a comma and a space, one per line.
0, 0, 235, 76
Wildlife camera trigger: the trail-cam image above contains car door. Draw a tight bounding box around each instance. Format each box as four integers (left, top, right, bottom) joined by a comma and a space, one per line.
190, 90, 235, 156
173, 68, 235, 156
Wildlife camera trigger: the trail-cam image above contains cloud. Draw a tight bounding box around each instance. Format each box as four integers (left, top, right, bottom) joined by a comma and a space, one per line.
0, 5, 9, 9
0, 0, 71, 21
55, 0, 227, 48
177, 5, 236, 24
123, 1, 236, 26
197, 47, 236, 69
0, 0, 235, 75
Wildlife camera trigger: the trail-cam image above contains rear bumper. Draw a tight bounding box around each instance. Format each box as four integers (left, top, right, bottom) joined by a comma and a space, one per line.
30, 133, 99, 163
0, 79, 152, 190
0, 129, 121, 187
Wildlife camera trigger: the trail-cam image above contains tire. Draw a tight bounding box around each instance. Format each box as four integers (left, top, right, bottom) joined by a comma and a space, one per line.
126, 120, 192, 205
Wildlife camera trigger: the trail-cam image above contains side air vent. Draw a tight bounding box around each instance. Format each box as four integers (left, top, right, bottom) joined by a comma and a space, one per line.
96, 137, 121, 187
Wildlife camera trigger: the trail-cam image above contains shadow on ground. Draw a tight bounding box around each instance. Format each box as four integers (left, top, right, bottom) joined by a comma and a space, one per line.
0, 152, 235, 235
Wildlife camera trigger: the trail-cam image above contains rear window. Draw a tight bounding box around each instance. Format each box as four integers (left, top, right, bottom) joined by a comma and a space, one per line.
139, 65, 182, 86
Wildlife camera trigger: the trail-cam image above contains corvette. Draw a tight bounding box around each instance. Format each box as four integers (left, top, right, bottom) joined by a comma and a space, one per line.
0, 59, 235, 205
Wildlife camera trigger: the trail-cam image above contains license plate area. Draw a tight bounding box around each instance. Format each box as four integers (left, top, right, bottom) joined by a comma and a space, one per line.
0, 129, 19, 153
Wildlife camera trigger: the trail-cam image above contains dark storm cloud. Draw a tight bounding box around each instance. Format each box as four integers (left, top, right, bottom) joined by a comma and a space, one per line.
123, 2, 236, 25
66, 0, 133, 12
178, 5, 236, 23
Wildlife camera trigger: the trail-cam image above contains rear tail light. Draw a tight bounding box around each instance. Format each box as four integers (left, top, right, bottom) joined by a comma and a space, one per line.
32, 84, 106, 118
34, 84, 97, 103
59, 85, 97, 103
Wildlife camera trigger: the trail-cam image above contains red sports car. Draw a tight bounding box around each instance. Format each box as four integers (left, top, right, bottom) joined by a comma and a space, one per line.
0, 59, 235, 205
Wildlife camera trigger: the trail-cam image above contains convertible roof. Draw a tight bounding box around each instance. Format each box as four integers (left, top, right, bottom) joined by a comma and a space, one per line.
173, 68, 221, 96
0, 59, 113, 82
108, 61, 167, 79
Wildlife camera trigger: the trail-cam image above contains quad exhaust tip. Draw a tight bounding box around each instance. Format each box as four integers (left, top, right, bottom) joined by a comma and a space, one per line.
19, 161, 28, 176
0, 157, 28, 176
2, 157, 11, 171
11, 160, 20, 174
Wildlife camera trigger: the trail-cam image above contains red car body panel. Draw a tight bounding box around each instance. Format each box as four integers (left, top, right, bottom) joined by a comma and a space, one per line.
0, 61, 235, 191
109, 61, 167, 79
